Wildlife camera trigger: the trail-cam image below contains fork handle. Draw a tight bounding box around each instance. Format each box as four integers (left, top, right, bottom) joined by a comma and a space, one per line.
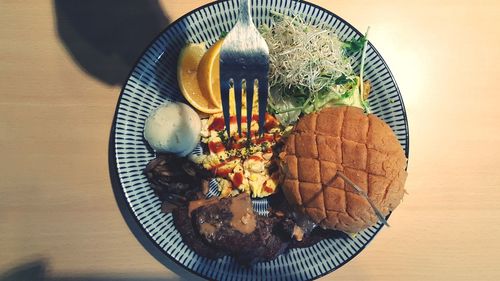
238, 0, 252, 26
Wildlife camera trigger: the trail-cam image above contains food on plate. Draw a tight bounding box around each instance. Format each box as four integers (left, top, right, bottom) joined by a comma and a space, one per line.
144, 154, 211, 212
177, 43, 222, 113
143, 155, 348, 265
172, 206, 226, 260
170, 190, 348, 265
260, 13, 371, 125
279, 106, 407, 233
144, 102, 202, 156
140, 9, 407, 268
189, 193, 289, 265
194, 112, 286, 198
197, 39, 224, 107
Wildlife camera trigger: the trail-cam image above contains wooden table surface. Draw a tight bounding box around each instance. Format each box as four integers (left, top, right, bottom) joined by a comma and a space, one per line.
1, 0, 499, 280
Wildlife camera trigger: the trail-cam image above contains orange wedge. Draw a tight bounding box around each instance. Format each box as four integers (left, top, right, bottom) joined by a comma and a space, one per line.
198, 39, 224, 108
177, 43, 222, 114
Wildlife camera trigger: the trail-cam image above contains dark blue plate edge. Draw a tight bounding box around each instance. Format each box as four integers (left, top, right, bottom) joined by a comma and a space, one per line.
108, 1, 411, 280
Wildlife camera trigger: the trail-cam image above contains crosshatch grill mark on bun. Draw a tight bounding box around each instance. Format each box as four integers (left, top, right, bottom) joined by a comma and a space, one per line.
279, 106, 407, 234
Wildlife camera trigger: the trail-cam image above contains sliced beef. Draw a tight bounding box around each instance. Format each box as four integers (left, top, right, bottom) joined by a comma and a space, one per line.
144, 154, 210, 209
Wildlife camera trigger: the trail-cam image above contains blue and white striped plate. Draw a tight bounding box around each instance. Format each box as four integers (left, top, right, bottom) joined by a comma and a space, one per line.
111, 0, 409, 280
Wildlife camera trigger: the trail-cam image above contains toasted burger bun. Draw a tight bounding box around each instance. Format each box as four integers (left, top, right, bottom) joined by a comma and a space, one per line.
279, 106, 407, 233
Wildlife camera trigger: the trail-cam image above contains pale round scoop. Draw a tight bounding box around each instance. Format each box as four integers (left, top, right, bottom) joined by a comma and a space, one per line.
144, 102, 201, 156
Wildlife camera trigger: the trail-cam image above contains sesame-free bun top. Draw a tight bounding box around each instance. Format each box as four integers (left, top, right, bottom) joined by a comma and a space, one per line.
279, 106, 407, 233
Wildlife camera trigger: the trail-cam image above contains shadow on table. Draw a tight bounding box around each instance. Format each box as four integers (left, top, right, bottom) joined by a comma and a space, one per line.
54, 0, 170, 86
0, 260, 46, 281
0, 259, 194, 281
50, 1, 205, 279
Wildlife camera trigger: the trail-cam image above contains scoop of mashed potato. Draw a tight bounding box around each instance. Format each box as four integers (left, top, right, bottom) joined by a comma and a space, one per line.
144, 102, 201, 156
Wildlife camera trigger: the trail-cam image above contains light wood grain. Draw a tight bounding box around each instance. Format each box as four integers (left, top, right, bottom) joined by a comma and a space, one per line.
1, 0, 499, 280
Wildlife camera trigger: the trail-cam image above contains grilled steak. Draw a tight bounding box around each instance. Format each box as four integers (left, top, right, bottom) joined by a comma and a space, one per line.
190, 194, 290, 266
172, 206, 224, 260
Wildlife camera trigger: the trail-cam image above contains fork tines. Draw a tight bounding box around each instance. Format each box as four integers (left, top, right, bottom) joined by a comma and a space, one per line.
219, 0, 270, 141
220, 72, 268, 139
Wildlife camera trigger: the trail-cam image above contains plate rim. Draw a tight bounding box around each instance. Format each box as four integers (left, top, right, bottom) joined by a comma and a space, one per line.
109, 0, 410, 280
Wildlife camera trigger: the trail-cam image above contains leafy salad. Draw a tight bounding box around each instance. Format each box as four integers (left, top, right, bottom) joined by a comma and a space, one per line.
260, 13, 371, 125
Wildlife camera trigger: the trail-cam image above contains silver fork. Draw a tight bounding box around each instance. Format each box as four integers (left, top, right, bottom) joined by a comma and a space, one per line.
220, 0, 269, 139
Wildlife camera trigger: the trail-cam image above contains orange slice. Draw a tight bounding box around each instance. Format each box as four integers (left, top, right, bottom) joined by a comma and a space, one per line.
177, 43, 222, 114
198, 39, 224, 108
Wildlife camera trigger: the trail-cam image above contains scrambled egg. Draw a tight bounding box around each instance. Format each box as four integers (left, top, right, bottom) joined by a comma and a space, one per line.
194, 113, 283, 198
